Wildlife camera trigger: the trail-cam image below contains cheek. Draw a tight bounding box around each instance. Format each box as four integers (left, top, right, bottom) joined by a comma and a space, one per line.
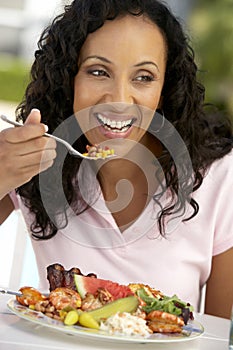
144, 90, 162, 111
73, 77, 95, 112
73, 89, 89, 113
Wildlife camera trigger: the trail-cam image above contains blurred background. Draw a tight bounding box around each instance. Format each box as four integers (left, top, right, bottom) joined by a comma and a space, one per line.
0, 0, 67, 122
0, 0, 233, 120
0, 0, 232, 288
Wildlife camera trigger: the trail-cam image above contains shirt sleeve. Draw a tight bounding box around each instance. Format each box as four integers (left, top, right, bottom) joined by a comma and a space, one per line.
9, 190, 20, 210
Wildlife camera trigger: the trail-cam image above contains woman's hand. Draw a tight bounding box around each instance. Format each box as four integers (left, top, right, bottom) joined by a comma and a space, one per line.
0, 109, 57, 200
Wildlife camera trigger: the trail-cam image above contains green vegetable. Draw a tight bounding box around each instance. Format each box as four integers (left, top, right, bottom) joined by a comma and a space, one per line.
64, 309, 79, 325
79, 312, 100, 329
137, 288, 193, 316
84, 295, 138, 322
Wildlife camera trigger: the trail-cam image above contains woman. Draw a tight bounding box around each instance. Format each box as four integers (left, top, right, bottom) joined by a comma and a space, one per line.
0, 0, 232, 318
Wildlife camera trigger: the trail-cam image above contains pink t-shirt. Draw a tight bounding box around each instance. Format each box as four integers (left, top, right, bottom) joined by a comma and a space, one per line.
10, 151, 233, 311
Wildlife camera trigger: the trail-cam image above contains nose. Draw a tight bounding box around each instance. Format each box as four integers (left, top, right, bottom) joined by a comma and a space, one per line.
102, 79, 134, 105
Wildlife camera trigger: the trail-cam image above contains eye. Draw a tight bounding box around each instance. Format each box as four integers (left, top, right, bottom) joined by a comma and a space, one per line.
87, 69, 109, 77
134, 74, 155, 82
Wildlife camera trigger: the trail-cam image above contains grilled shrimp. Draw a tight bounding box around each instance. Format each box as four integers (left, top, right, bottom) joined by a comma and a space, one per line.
49, 287, 81, 310
16, 287, 48, 306
146, 310, 184, 333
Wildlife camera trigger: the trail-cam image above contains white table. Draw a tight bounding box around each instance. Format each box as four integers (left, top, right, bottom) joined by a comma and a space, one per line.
0, 294, 230, 350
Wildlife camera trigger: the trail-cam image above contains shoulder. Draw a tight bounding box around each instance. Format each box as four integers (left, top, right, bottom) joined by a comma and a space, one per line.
211, 149, 233, 167
193, 149, 233, 201
205, 149, 233, 183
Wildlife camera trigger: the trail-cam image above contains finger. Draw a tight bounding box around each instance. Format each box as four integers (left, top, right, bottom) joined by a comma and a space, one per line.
0, 134, 56, 159
3, 109, 48, 143
22, 159, 56, 174
19, 149, 57, 169
2, 148, 56, 174
3, 124, 48, 143
24, 109, 49, 132
15, 137, 57, 156
24, 108, 42, 125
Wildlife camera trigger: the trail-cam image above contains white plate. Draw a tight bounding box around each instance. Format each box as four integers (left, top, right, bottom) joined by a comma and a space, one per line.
7, 299, 204, 344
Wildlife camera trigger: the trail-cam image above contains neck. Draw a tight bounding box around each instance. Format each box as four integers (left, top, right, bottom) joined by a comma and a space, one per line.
93, 137, 163, 231
97, 133, 163, 192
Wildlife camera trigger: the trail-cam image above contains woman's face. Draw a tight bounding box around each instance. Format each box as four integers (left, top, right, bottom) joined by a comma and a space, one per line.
73, 14, 167, 153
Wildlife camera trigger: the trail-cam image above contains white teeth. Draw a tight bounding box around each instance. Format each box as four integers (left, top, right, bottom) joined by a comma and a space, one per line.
96, 113, 133, 131
103, 125, 129, 133
110, 120, 116, 128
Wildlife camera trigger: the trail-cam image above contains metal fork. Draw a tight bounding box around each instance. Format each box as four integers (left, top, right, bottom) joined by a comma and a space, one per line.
0, 288, 22, 297
0, 288, 49, 297
0, 114, 116, 160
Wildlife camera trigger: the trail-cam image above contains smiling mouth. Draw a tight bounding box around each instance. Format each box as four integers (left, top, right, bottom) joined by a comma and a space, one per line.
95, 113, 136, 133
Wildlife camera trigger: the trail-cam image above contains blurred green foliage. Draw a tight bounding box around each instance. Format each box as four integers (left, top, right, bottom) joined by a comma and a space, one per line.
0, 55, 29, 103
189, 0, 233, 119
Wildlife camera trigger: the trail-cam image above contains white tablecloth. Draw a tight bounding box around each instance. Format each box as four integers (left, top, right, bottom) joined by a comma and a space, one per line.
0, 294, 230, 350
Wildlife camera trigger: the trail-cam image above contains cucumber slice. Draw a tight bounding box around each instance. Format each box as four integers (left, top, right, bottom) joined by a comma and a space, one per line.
86, 296, 139, 322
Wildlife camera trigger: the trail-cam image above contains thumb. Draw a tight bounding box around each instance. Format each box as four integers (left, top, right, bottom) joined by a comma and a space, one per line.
24, 108, 48, 133
25, 108, 42, 125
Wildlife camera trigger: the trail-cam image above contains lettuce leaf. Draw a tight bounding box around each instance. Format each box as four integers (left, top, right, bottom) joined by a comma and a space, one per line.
136, 288, 194, 323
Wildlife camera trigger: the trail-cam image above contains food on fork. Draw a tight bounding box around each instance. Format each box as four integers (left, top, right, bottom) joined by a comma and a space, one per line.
16, 286, 48, 306
15, 263, 194, 336
82, 144, 115, 159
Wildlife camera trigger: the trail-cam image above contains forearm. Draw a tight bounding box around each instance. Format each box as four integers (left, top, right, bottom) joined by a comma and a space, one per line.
205, 248, 233, 319
0, 194, 15, 225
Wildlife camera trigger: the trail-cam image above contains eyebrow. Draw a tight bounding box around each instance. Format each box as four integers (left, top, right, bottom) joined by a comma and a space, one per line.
134, 61, 159, 71
81, 55, 112, 64
81, 56, 159, 71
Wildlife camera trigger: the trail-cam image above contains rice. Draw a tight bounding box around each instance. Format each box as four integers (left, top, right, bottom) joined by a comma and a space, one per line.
100, 312, 152, 337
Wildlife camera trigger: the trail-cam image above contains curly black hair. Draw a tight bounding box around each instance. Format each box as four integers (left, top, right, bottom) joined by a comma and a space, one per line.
16, 0, 232, 238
